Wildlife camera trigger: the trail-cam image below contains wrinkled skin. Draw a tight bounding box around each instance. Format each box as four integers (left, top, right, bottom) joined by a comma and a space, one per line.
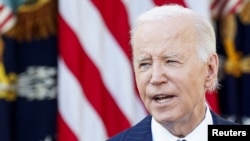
132, 17, 218, 137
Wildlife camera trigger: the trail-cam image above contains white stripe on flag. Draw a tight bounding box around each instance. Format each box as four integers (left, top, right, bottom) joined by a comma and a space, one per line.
58, 58, 108, 140
0, 3, 16, 34
60, 0, 147, 126
223, 0, 243, 14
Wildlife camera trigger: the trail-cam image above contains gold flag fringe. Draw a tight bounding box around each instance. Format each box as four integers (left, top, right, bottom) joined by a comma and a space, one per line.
239, 1, 250, 25
219, 2, 250, 77
5, 0, 57, 42
219, 14, 242, 77
0, 37, 17, 101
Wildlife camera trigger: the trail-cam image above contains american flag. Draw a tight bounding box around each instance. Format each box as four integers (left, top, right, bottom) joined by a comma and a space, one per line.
0, 2, 15, 34
0, 2, 16, 141
210, 0, 243, 17
57, 0, 243, 140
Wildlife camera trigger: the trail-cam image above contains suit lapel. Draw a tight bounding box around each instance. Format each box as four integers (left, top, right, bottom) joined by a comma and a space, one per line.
123, 110, 235, 141
211, 110, 236, 125
125, 115, 153, 141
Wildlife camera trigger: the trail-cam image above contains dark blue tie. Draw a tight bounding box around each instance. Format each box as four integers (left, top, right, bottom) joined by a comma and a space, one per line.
177, 139, 186, 141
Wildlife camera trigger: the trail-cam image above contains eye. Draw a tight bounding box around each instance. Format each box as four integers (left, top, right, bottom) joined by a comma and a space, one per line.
139, 62, 150, 67
138, 62, 151, 70
166, 60, 177, 64
165, 59, 180, 67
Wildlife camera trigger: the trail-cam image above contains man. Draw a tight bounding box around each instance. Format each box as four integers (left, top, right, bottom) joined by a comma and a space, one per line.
107, 4, 236, 141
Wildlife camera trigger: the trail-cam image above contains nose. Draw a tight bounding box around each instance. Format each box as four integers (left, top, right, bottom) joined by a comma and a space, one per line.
150, 63, 167, 85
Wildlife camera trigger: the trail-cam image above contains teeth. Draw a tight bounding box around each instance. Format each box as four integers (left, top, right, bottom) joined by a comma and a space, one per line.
156, 98, 169, 104
154, 95, 173, 104
154, 95, 167, 99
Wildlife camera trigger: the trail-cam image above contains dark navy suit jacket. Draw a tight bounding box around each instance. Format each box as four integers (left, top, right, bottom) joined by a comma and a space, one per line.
107, 110, 236, 141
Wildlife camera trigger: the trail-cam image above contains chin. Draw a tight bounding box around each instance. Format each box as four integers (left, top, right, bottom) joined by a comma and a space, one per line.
153, 112, 175, 124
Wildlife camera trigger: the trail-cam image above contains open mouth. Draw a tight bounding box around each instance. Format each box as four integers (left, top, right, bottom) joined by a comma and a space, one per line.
153, 94, 175, 104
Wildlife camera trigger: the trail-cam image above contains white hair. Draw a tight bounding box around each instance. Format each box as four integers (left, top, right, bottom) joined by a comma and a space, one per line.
130, 4, 219, 91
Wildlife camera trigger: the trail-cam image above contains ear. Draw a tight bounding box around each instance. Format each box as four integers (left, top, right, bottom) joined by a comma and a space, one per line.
205, 54, 219, 89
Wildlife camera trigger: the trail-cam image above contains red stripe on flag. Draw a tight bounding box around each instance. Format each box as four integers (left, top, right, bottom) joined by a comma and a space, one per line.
0, 5, 4, 11
91, 0, 132, 60
91, 0, 142, 99
210, 0, 242, 17
58, 15, 131, 137
210, 0, 220, 11
228, 0, 243, 14
153, 0, 187, 7
218, 0, 228, 16
206, 91, 220, 114
57, 113, 78, 141
0, 11, 13, 30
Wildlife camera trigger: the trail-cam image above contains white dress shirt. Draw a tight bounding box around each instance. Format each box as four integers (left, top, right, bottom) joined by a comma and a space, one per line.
151, 104, 213, 141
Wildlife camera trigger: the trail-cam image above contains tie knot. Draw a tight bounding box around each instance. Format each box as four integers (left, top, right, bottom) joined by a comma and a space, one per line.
177, 139, 186, 141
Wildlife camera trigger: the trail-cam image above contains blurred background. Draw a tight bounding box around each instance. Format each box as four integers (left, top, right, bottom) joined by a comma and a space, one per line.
0, 0, 249, 141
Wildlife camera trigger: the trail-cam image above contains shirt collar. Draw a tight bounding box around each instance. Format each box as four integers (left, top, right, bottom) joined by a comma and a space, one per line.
151, 104, 213, 141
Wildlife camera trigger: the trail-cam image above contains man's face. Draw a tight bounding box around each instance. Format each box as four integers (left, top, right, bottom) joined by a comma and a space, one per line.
132, 19, 211, 125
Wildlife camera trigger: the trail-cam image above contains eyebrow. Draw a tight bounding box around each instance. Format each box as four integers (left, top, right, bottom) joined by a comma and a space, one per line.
135, 54, 181, 62
161, 53, 183, 60
135, 57, 151, 62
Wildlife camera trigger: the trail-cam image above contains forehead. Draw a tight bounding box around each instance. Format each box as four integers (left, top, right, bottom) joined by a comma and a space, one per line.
134, 16, 193, 39
132, 19, 197, 57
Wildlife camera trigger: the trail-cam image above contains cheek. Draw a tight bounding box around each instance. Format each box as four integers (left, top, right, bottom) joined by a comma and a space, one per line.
180, 71, 206, 101
135, 73, 149, 98
177, 62, 206, 85
188, 68, 207, 88
169, 70, 200, 93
